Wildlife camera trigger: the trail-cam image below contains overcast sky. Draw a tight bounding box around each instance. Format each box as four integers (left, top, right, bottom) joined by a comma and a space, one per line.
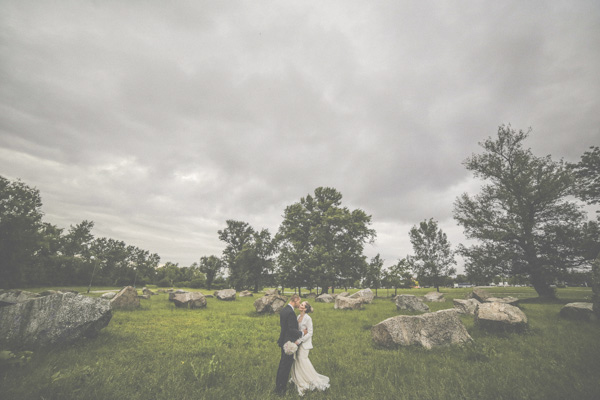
1, 1, 599, 272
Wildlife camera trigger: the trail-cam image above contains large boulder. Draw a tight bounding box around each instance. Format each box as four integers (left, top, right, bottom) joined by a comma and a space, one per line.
336, 292, 350, 298
110, 286, 140, 310
101, 292, 116, 300
214, 289, 236, 301
560, 302, 597, 321
334, 296, 364, 310
371, 309, 472, 349
395, 295, 430, 312
254, 295, 288, 313
349, 289, 374, 304
424, 292, 445, 302
172, 292, 207, 309
475, 302, 528, 332
0, 290, 41, 307
486, 296, 519, 305
469, 288, 491, 302
316, 294, 334, 303
0, 292, 112, 349
453, 298, 480, 315
169, 290, 188, 302
239, 290, 253, 297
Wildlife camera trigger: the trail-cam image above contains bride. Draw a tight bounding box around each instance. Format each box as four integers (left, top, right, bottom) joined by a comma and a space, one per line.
290, 301, 330, 396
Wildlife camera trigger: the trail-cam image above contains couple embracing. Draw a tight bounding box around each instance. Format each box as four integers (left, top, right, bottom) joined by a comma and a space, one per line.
275, 294, 330, 396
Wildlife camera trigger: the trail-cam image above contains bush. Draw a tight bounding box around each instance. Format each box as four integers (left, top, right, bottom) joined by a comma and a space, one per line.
157, 278, 171, 288
176, 281, 190, 288
190, 277, 206, 288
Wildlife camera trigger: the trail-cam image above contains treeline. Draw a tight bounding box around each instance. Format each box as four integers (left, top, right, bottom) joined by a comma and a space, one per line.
1, 126, 599, 297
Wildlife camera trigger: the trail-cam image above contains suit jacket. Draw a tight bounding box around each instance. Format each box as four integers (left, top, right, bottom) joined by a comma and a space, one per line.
278, 304, 302, 347
297, 314, 313, 350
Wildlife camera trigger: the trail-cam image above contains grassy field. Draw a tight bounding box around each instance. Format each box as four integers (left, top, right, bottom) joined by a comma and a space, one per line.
1, 286, 598, 400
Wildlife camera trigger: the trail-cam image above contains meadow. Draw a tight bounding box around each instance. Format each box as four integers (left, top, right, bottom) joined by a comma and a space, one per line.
1, 286, 598, 400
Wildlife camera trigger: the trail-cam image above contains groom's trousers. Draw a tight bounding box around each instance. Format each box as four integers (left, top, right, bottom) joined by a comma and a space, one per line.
275, 347, 294, 393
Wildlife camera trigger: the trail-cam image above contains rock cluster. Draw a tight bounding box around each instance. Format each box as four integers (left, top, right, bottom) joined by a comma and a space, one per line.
453, 298, 480, 315
239, 290, 253, 297
475, 302, 528, 331
172, 292, 207, 309
110, 286, 140, 310
349, 289, 374, 304
214, 289, 236, 301
254, 294, 288, 313
334, 296, 363, 310
316, 294, 334, 303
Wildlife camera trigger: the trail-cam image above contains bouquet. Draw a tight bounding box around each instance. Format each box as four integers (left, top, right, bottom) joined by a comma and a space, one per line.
283, 341, 298, 355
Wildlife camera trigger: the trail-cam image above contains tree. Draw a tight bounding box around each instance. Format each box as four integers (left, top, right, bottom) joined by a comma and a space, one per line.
571, 146, 600, 208
199, 255, 223, 289
364, 254, 384, 296
387, 258, 413, 295
0, 176, 44, 288
408, 218, 456, 292
454, 125, 591, 298
276, 187, 376, 294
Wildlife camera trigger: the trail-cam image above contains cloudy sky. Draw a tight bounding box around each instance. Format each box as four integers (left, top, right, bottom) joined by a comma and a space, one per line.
1, 1, 599, 272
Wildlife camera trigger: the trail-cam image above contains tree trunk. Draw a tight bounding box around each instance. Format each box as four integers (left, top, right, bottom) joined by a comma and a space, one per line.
530, 270, 556, 298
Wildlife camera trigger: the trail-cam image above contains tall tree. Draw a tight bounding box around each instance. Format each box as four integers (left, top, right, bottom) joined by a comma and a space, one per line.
276, 187, 376, 294
408, 218, 456, 292
0, 176, 44, 288
387, 258, 413, 295
571, 146, 600, 209
454, 125, 590, 298
364, 254, 384, 296
199, 255, 223, 289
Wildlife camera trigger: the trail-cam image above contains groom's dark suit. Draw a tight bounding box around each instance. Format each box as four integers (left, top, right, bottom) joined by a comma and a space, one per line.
275, 303, 303, 394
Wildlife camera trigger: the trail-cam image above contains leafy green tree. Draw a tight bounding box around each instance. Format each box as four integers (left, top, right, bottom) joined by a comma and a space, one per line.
408, 218, 456, 292
199, 255, 224, 289
0, 176, 44, 288
571, 146, 600, 209
386, 258, 413, 294
454, 125, 591, 298
364, 254, 384, 296
276, 187, 376, 294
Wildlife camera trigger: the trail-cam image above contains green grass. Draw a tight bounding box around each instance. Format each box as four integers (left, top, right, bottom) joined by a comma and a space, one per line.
1, 287, 598, 399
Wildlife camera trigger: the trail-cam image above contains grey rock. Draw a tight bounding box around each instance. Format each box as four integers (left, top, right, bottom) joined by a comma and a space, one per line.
0, 290, 40, 307
214, 289, 236, 301
334, 296, 364, 310
372, 309, 472, 349
100, 292, 116, 300
469, 288, 491, 302
169, 290, 188, 302
254, 295, 288, 313
349, 289, 374, 304
395, 295, 430, 312
110, 286, 140, 310
560, 302, 597, 321
316, 294, 334, 303
486, 296, 519, 305
239, 290, 253, 297
264, 289, 279, 296
453, 298, 480, 315
304, 293, 317, 299
138, 294, 151, 300
39, 290, 63, 296
424, 291, 445, 302
172, 292, 207, 309
336, 292, 350, 298
142, 287, 156, 296
475, 302, 528, 331
0, 292, 111, 349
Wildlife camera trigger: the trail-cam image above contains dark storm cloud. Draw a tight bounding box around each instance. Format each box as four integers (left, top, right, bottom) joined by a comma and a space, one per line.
1, 1, 599, 267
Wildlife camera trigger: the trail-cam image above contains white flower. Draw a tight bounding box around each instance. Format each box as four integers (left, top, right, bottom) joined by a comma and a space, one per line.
283, 341, 298, 355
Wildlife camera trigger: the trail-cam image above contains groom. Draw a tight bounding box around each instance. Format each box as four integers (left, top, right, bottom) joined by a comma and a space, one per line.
275, 293, 304, 395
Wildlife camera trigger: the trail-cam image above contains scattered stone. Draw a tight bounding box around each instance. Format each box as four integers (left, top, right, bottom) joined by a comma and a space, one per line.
264, 289, 279, 296
157, 289, 168, 294
453, 298, 480, 315
0, 290, 40, 307
349, 289, 374, 304
138, 294, 151, 300
424, 292, 445, 302
475, 302, 528, 332
371, 309, 472, 349
204, 294, 214, 298
142, 287, 156, 296
334, 296, 364, 310
239, 290, 253, 297
316, 294, 334, 303
214, 289, 236, 301
172, 292, 207, 309
0, 292, 112, 349
486, 296, 519, 305
101, 292, 116, 300
469, 288, 491, 302
169, 290, 188, 302
254, 295, 288, 313
110, 286, 140, 310
560, 302, 597, 322
395, 295, 430, 312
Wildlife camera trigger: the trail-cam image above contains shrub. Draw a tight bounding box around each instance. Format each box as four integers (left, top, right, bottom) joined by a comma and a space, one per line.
157, 278, 171, 288
190, 277, 206, 288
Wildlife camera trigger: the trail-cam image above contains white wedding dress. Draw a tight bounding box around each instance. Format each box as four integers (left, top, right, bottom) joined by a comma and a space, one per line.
290, 313, 330, 396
